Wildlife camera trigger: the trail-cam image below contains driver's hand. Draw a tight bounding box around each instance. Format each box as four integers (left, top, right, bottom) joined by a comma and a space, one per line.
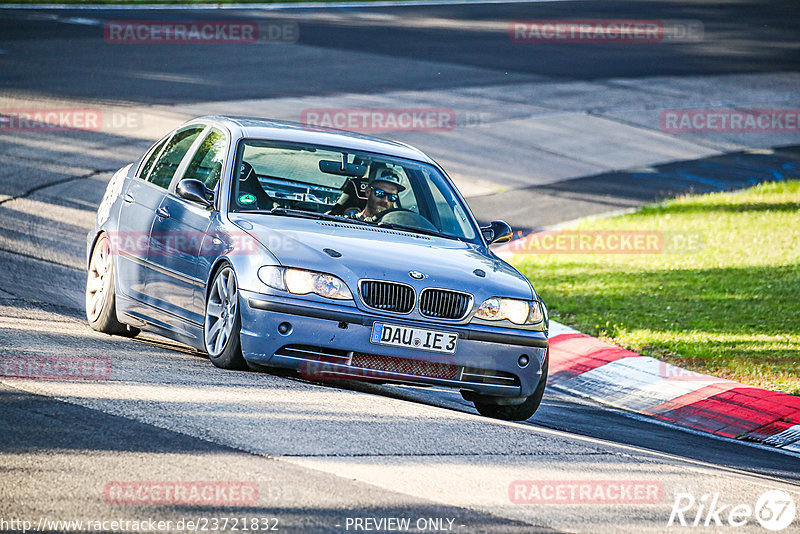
343, 207, 361, 219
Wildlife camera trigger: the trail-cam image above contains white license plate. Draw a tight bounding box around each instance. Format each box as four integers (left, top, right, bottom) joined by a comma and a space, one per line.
370, 322, 458, 354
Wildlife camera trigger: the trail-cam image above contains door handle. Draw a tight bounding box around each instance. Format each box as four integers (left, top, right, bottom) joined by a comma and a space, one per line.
156, 207, 170, 219
122, 193, 135, 203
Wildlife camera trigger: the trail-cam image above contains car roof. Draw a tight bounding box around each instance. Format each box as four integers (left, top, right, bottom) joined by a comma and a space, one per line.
191, 116, 435, 164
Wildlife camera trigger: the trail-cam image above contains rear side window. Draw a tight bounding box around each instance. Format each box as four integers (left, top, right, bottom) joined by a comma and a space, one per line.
137, 137, 168, 180
184, 128, 227, 189
147, 126, 205, 189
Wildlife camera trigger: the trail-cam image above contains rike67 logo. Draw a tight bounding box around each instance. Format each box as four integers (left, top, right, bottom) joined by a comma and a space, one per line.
668, 490, 796, 531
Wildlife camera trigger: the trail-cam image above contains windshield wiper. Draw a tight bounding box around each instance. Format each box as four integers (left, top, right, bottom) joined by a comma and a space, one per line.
267, 207, 372, 226
376, 222, 451, 239
257, 209, 455, 238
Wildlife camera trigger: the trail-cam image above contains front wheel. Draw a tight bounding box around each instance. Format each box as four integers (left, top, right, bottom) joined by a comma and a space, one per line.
204, 265, 246, 370
474, 349, 549, 421
86, 233, 139, 337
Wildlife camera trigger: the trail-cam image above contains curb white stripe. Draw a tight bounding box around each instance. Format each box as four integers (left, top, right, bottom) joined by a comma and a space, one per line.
782, 440, 800, 453
547, 320, 579, 338
763, 424, 800, 448
554, 356, 732, 414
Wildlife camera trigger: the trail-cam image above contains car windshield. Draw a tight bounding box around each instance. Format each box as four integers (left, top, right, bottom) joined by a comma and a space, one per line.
229, 139, 479, 243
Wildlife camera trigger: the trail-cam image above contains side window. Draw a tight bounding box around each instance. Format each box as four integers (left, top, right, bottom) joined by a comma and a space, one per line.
428, 173, 476, 239
136, 137, 168, 180
147, 126, 205, 189
393, 167, 418, 212
184, 128, 227, 190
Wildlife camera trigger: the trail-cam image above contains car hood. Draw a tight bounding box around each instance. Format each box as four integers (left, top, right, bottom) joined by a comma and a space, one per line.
231, 214, 534, 300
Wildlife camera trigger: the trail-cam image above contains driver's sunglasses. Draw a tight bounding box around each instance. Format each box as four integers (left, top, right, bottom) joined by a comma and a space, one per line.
372, 188, 399, 202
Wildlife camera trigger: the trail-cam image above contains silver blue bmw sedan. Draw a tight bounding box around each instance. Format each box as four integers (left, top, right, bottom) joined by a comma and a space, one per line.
86, 116, 549, 420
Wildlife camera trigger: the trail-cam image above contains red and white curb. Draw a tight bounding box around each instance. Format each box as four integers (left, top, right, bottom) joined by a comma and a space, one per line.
547, 321, 800, 453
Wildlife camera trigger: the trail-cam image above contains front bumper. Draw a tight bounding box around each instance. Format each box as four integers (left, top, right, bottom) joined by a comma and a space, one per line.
239, 289, 548, 398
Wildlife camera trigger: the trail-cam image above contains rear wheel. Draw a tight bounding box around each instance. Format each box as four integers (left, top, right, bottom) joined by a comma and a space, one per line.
85, 233, 139, 337
474, 349, 549, 421
204, 265, 246, 370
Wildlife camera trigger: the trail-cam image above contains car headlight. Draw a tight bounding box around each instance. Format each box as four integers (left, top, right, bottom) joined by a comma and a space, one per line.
474, 297, 545, 325
258, 266, 353, 300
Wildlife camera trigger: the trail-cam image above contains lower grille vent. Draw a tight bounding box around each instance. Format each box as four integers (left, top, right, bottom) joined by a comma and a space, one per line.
461, 367, 521, 387
350, 353, 458, 380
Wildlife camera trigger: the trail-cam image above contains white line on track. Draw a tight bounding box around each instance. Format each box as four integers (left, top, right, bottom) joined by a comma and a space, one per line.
60, 16, 104, 25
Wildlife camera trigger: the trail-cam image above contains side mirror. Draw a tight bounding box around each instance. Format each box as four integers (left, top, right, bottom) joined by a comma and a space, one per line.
481, 220, 513, 244
177, 179, 213, 209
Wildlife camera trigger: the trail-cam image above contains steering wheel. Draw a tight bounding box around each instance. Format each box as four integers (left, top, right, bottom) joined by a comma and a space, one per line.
375, 208, 439, 232
375, 207, 414, 220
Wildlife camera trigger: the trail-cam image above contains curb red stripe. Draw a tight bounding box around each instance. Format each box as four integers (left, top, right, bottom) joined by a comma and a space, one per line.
557, 357, 726, 413
644, 382, 740, 415
548, 333, 639, 381
650, 387, 800, 438
546, 321, 798, 450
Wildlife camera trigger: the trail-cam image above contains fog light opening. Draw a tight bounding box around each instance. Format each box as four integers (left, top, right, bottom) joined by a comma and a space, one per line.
278, 322, 292, 335
518, 354, 530, 368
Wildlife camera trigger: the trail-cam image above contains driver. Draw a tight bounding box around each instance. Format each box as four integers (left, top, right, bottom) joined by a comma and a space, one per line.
350, 168, 404, 222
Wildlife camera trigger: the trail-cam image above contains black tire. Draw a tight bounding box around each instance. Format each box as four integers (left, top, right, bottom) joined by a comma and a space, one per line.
204, 264, 247, 370
474, 349, 549, 421
86, 234, 140, 337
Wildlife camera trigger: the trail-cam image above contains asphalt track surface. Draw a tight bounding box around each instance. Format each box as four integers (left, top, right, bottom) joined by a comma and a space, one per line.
2, 1, 798, 103
1, 2, 800, 532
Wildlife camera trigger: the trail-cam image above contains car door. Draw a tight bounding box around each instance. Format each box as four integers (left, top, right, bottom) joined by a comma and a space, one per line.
115, 135, 170, 301
147, 126, 228, 327
122, 125, 206, 312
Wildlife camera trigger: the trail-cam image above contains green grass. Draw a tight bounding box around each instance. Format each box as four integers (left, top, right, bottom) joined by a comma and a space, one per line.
511, 180, 800, 395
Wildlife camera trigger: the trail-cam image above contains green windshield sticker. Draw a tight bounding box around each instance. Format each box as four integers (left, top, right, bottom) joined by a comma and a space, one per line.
239, 193, 256, 205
